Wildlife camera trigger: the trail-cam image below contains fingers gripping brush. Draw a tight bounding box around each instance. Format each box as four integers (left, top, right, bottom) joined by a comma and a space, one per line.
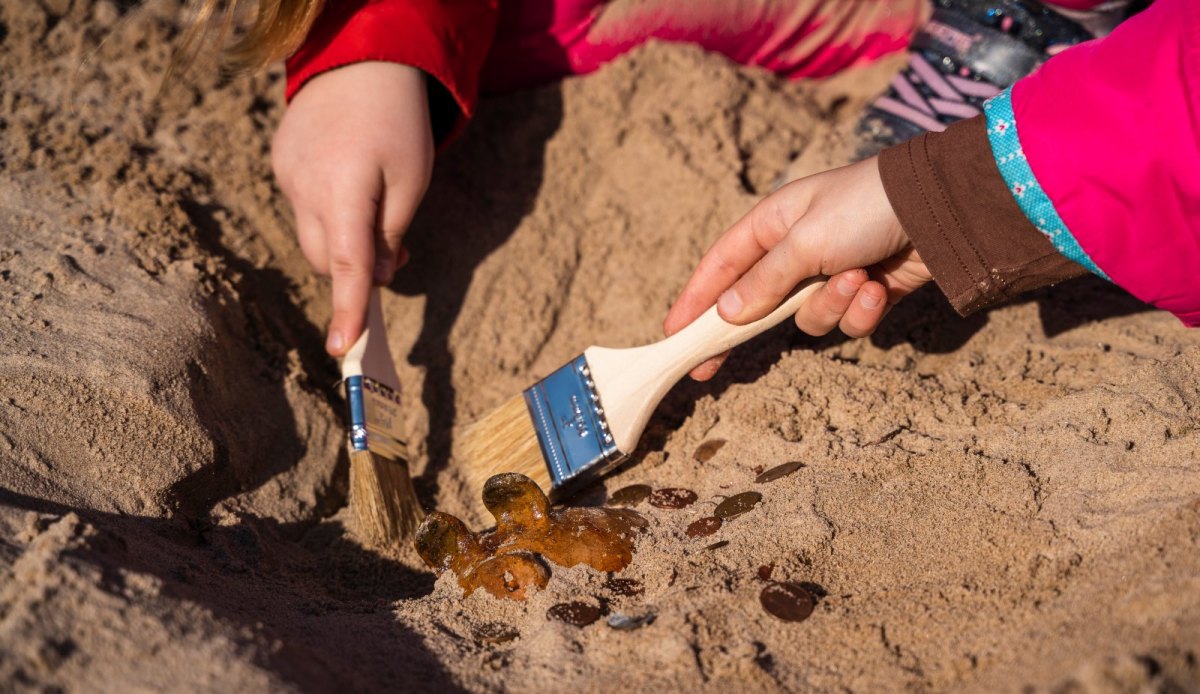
342, 288, 424, 545
460, 277, 827, 500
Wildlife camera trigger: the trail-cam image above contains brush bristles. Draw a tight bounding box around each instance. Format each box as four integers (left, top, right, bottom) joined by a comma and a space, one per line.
349, 450, 424, 547
459, 395, 552, 501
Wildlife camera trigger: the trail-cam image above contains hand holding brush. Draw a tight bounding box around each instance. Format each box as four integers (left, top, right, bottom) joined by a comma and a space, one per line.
664, 156, 930, 378
459, 158, 930, 499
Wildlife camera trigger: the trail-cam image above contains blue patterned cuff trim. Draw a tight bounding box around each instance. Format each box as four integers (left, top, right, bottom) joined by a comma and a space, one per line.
982, 88, 1109, 280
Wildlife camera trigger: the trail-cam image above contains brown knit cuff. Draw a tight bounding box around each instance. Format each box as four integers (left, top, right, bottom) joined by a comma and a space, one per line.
877, 116, 1086, 316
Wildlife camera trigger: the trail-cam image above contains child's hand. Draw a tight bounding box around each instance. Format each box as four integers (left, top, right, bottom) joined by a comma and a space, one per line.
272, 62, 435, 356
663, 157, 932, 380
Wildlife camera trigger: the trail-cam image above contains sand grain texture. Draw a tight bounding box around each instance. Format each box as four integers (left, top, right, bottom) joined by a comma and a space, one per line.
1, 2, 1198, 691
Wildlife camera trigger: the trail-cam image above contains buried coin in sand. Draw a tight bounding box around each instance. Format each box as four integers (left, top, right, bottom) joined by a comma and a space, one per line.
604, 577, 645, 596
755, 461, 805, 483
650, 488, 699, 509
472, 621, 520, 645
548, 601, 604, 627
415, 473, 647, 600
715, 491, 762, 520
759, 581, 816, 623
692, 439, 726, 463
685, 516, 722, 538
607, 484, 652, 507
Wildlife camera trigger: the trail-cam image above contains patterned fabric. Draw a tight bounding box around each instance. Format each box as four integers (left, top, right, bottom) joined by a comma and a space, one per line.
982, 87, 1110, 280
874, 53, 1002, 133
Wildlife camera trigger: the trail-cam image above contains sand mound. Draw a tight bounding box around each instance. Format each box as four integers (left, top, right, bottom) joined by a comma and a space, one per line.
1, 2, 1197, 691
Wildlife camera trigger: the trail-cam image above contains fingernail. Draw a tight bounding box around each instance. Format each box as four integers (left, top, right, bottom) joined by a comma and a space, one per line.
373, 259, 392, 284
718, 288, 743, 317
327, 330, 345, 353
837, 275, 859, 296
861, 292, 882, 310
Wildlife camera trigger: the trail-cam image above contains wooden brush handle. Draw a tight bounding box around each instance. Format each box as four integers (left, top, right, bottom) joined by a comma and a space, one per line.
341, 287, 403, 390
585, 276, 827, 453
655, 276, 827, 373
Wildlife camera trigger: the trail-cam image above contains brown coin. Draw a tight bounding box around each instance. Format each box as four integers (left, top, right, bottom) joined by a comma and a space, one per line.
471, 621, 520, 645
604, 577, 644, 596
705, 540, 729, 551
607, 484, 652, 507
693, 439, 727, 463
547, 601, 603, 627
755, 461, 805, 484
650, 488, 698, 509
715, 491, 762, 520
685, 516, 722, 538
759, 581, 815, 623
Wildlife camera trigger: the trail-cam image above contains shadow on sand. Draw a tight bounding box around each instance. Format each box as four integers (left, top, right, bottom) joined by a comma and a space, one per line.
0, 487, 454, 691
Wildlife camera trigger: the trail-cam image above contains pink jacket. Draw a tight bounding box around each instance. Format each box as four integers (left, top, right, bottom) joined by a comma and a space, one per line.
987, 0, 1200, 326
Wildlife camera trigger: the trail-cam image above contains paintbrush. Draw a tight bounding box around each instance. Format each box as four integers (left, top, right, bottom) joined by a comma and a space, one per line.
341, 288, 424, 545
459, 277, 827, 499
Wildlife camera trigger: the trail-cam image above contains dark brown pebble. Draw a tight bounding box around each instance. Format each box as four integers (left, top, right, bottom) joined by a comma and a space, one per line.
799, 581, 828, 599
757, 563, 775, 581
715, 491, 762, 520
685, 516, 722, 538
603, 577, 644, 596
760, 581, 815, 622
472, 621, 519, 645
755, 461, 804, 484
693, 439, 726, 463
607, 484, 652, 507
705, 540, 729, 551
547, 601, 603, 627
650, 488, 698, 509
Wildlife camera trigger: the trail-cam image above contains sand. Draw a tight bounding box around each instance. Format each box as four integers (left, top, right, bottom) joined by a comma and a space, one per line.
2, 1, 1199, 691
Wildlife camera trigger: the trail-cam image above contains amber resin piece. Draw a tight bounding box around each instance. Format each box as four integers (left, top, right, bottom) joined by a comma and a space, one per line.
415, 473, 647, 600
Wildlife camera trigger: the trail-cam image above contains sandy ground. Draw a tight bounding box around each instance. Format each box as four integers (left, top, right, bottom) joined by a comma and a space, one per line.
2, 1, 1199, 691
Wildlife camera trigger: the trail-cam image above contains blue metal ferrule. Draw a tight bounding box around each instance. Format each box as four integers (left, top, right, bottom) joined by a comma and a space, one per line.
522, 355, 624, 490
344, 375, 370, 452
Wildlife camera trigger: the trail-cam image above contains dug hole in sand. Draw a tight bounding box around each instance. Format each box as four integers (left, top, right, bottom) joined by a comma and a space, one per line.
1, 2, 1198, 691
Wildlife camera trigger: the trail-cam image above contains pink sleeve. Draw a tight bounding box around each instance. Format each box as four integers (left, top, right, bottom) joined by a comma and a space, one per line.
1010, 0, 1200, 326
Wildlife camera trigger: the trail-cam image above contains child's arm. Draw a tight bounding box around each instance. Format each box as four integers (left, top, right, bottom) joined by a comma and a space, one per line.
277, 0, 500, 355
882, 0, 1199, 326
980, 0, 1200, 326
285, 0, 500, 138
667, 0, 1198, 379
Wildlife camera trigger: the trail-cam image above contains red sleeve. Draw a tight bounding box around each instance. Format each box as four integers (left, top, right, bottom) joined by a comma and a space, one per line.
285, 0, 500, 134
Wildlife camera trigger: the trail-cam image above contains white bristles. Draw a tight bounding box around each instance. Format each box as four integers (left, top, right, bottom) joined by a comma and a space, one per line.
349, 449, 424, 546
458, 395, 552, 505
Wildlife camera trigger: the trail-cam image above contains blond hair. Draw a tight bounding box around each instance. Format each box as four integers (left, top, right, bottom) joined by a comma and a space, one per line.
174, 0, 325, 76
